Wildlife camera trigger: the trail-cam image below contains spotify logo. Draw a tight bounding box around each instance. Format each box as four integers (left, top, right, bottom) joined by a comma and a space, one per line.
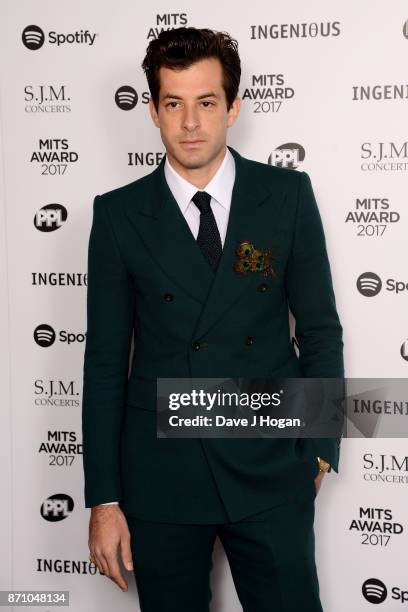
115, 86, 138, 110
357, 272, 408, 296
356, 272, 382, 297
34, 325, 86, 347
22, 25, 45, 50
22, 26, 97, 49
362, 578, 387, 604
34, 324, 56, 347
401, 339, 408, 362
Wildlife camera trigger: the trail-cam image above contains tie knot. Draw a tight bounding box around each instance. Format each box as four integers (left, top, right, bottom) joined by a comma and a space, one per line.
192, 190, 212, 214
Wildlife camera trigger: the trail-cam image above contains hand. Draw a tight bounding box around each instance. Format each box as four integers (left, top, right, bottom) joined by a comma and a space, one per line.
314, 470, 326, 496
88, 504, 133, 591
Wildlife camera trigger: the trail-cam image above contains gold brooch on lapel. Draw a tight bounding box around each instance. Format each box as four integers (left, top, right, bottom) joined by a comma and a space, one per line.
233, 241, 277, 278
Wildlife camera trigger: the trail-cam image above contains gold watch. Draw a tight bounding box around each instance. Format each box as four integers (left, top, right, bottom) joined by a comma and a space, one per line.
316, 456, 331, 473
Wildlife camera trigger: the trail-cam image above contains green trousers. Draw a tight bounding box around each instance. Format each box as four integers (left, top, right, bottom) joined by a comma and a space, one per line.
125, 496, 323, 612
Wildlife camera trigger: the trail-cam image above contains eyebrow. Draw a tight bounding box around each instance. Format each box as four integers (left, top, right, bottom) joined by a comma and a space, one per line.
162, 92, 219, 101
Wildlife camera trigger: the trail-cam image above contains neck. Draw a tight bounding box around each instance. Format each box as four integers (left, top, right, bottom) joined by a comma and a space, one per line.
166, 145, 227, 189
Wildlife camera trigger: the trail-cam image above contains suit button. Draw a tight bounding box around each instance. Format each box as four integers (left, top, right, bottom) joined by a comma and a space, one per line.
191, 340, 201, 351
257, 283, 268, 292
163, 293, 173, 302
245, 335, 254, 346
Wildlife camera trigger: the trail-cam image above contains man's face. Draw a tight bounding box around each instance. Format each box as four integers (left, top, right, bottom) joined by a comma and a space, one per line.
149, 57, 240, 172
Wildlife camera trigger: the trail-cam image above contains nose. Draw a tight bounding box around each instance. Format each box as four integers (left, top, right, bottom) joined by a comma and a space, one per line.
182, 104, 200, 132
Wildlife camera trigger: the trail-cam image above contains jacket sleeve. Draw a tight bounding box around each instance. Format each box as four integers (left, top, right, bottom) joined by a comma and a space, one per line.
81, 195, 135, 507
284, 171, 344, 472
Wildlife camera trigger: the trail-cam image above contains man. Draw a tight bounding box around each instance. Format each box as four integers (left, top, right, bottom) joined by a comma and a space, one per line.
82, 27, 344, 611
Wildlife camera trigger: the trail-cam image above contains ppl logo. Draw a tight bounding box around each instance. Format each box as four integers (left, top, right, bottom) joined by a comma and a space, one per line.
41, 494, 74, 521
356, 272, 382, 296
34, 204, 68, 232
268, 143, 305, 169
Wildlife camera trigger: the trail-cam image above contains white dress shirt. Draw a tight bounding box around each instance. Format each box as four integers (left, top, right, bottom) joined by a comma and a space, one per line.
164, 145, 236, 246
99, 146, 236, 506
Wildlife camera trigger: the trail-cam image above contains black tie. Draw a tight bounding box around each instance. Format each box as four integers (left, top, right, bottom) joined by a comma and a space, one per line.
191, 191, 222, 271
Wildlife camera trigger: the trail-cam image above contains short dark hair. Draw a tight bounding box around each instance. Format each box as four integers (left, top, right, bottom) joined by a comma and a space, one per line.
142, 27, 241, 111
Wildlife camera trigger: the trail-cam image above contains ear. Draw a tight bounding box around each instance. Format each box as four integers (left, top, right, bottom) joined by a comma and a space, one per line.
149, 97, 160, 128
226, 95, 241, 128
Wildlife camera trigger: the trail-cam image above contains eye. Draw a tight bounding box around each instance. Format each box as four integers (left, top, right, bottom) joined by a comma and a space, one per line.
201, 101, 215, 107
166, 101, 181, 109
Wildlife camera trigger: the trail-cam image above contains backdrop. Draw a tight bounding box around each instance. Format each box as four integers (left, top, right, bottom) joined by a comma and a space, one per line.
1, 1, 407, 610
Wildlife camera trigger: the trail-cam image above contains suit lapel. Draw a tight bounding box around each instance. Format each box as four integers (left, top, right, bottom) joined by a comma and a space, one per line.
192, 146, 286, 339
124, 156, 215, 304
124, 146, 287, 337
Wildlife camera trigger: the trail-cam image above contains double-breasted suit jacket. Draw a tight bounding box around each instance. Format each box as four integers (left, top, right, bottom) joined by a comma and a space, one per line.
81, 145, 344, 523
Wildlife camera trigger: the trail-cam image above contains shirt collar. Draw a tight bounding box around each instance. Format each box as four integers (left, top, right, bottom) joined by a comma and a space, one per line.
164, 147, 236, 214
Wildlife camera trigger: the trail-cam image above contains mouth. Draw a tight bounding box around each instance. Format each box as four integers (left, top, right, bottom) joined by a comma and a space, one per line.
180, 140, 205, 148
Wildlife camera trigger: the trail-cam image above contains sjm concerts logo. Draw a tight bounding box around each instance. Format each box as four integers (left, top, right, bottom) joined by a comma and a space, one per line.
363, 452, 408, 484
361, 141, 408, 171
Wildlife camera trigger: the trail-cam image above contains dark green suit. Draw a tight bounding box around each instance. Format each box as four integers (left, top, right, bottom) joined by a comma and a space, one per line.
82, 146, 344, 523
